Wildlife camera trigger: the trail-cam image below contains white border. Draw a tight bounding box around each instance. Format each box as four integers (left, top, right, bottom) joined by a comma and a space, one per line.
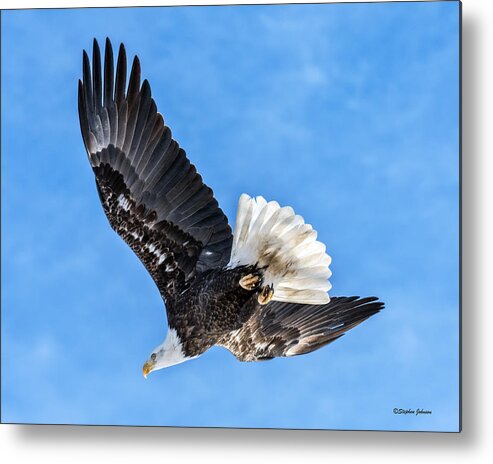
0, 0, 433, 9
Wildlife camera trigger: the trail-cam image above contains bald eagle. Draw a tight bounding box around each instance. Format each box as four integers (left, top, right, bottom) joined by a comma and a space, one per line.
78, 38, 383, 377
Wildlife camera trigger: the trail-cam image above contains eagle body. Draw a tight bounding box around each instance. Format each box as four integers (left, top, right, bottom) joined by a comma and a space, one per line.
78, 38, 384, 376
165, 266, 259, 358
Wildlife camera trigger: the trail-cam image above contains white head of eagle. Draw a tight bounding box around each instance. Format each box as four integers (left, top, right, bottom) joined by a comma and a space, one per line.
78, 38, 384, 376
143, 328, 193, 377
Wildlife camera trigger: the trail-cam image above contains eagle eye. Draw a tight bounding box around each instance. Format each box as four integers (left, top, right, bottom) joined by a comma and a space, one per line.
150, 353, 157, 361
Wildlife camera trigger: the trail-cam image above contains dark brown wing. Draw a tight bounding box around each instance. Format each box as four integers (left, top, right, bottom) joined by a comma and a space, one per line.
218, 297, 383, 361
78, 38, 232, 301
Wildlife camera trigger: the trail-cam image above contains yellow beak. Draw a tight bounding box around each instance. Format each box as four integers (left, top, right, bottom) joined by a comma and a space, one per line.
142, 361, 155, 379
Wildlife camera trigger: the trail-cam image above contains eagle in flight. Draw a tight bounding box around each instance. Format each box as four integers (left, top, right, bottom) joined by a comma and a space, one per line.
78, 38, 383, 377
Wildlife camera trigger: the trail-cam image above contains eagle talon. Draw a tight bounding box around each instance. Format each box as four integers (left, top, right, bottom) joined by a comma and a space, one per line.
239, 272, 262, 291
258, 285, 274, 305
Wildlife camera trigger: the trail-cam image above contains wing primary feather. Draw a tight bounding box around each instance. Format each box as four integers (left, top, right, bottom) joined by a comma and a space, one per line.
103, 37, 114, 107
134, 99, 157, 161
114, 43, 127, 106
128, 79, 152, 162
100, 106, 111, 147
127, 55, 141, 108
108, 100, 118, 146
82, 50, 97, 136
137, 122, 169, 175
116, 101, 128, 149
78, 80, 92, 153
133, 113, 164, 174
91, 113, 104, 150
121, 95, 140, 156
82, 51, 93, 108
92, 38, 102, 113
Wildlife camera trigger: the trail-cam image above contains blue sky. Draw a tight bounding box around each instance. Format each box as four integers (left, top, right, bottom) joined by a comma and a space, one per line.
1, 2, 459, 431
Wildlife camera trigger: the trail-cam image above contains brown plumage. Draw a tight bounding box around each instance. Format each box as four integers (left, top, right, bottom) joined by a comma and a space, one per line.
78, 38, 383, 374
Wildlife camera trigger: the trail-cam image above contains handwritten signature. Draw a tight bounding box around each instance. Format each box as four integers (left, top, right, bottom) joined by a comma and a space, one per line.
393, 408, 432, 416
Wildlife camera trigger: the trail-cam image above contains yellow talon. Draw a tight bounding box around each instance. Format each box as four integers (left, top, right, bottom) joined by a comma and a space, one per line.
240, 273, 261, 291
258, 285, 274, 305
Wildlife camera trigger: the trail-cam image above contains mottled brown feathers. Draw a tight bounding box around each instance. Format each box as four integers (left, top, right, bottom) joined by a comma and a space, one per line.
218, 297, 384, 361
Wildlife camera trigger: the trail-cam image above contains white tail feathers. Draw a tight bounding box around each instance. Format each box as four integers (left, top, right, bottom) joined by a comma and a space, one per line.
228, 194, 332, 305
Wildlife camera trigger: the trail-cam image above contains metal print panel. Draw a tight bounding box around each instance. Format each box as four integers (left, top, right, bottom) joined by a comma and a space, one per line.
1, 1, 460, 432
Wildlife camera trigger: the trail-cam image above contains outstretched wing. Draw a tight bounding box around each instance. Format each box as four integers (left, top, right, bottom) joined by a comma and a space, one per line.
78, 38, 232, 300
218, 297, 383, 361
